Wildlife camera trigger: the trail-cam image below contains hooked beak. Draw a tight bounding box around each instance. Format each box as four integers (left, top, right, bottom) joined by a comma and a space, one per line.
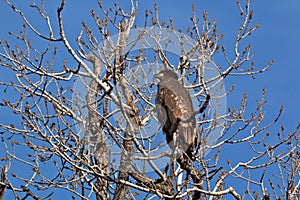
154, 72, 163, 80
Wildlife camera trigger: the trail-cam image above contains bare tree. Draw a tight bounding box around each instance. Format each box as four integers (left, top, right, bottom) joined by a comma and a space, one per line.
0, 0, 299, 199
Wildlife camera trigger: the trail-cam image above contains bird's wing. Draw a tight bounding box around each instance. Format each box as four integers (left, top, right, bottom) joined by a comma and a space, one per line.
160, 79, 197, 148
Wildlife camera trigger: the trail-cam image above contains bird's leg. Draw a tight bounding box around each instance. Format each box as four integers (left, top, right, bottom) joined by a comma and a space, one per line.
170, 118, 181, 134
163, 162, 169, 176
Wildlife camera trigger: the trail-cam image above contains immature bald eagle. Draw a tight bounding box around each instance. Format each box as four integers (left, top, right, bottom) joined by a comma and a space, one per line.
155, 69, 197, 154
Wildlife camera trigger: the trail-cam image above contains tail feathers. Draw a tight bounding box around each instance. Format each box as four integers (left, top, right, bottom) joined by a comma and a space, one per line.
178, 125, 197, 150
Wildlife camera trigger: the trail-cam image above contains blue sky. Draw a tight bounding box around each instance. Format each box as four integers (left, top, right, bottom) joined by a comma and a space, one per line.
0, 0, 299, 199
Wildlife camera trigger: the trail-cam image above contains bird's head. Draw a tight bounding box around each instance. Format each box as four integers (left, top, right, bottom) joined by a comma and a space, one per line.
154, 69, 178, 81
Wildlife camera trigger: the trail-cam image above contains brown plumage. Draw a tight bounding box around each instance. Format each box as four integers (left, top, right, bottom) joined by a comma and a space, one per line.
155, 69, 197, 153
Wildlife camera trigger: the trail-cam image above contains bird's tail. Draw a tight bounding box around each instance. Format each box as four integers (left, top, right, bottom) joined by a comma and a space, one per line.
178, 124, 197, 152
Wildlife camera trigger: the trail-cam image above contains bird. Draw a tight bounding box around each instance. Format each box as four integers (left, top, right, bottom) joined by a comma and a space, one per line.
154, 69, 197, 156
